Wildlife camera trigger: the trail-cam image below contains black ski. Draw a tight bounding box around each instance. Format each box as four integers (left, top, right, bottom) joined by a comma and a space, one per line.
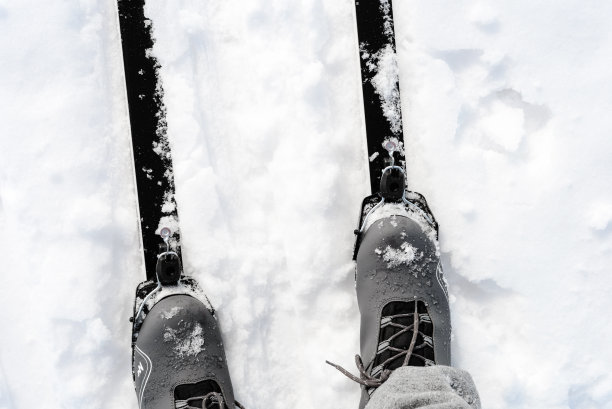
355, 0, 404, 194
117, 0, 181, 282
352, 0, 438, 259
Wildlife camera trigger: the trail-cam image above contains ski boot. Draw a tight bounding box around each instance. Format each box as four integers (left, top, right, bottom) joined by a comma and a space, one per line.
328, 143, 451, 409
130, 228, 241, 409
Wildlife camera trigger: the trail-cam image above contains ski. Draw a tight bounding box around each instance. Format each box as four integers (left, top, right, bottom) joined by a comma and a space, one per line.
117, 1, 240, 408
117, 0, 181, 282
354, 0, 404, 194
352, 0, 438, 260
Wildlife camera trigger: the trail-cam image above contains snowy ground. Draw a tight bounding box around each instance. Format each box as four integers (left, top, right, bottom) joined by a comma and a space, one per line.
1, 0, 612, 408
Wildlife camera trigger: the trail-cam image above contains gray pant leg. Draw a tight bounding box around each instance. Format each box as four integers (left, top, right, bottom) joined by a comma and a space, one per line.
364, 366, 481, 409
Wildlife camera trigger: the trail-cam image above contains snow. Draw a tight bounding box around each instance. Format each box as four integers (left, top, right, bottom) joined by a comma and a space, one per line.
367, 43, 402, 135
376, 241, 418, 269
161, 306, 182, 320
1, 1, 612, 409
164, 322, 205, 358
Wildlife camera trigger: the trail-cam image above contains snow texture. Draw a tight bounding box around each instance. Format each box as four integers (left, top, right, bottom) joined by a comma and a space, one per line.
164, 322, 205, 358
366, 43, 402, 135
376, 241, 418, 269
160, 306, 182, 320
1, 1, 612, 409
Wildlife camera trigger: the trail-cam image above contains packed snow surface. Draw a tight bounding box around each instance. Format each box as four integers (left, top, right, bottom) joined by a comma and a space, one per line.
1, 1, 612, 409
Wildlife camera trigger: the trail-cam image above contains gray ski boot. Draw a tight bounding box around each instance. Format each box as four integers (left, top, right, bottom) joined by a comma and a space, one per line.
328, 158, 451, 409
131, 229, 243, 409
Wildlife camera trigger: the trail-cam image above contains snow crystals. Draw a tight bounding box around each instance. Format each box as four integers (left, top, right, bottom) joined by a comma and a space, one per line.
376, 241, 419, 268
160, 306, 182, 320
361, 42, 402, 136
164, 322, 205, 358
